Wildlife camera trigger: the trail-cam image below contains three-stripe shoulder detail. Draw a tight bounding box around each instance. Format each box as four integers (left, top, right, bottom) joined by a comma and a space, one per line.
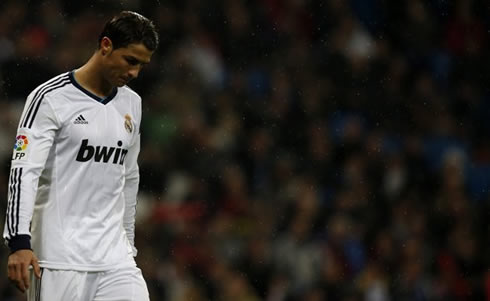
21, 74, 71, 129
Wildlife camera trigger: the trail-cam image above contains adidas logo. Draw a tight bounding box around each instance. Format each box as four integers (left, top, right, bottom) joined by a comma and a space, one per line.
74, 115, 88, 125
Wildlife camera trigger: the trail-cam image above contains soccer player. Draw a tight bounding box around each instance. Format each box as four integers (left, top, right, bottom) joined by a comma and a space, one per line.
3, 11, 158, 300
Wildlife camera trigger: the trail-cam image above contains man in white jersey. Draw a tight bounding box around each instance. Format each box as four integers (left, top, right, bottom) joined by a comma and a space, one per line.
3, 11, 158, 300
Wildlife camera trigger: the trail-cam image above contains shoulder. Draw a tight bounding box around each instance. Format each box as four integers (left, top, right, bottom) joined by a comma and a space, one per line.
30, 72, 72, 95
19, 73, 72, 129
28, 72, 72, 102
118, 86, 142, 116
119, 85, 142, 103
118, 86, 142, 124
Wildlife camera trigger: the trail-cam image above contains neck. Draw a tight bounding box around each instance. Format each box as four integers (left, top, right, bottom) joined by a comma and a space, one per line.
74, 54, 114, 97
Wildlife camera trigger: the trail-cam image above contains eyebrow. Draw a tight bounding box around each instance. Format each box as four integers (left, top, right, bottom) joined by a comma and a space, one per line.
124, 55, 150, 65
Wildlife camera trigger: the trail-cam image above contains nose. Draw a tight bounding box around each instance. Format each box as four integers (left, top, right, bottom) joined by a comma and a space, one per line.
128, 66, 141, 79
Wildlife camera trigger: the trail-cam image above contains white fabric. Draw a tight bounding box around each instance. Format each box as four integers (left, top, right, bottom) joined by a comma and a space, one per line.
3, 71, 142, 271
27, 266, 149, 301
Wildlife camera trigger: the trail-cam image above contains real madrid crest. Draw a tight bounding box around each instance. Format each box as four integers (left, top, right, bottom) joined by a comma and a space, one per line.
124, 114, 133, 133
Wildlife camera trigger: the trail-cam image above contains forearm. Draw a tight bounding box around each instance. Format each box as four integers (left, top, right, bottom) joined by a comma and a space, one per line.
4, 163, 45, 252
123, 173, 139, 256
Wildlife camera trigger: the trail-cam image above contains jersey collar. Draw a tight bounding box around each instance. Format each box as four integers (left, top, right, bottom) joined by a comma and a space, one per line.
69, 71, 117, 105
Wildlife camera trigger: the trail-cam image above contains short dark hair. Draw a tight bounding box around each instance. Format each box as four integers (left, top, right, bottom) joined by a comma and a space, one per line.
98, 11, 159, 51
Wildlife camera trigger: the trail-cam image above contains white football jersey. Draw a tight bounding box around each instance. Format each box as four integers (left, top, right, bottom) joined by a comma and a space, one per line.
3, 71, 142, 271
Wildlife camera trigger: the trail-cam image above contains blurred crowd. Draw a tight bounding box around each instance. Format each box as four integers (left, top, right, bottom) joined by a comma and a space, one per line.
0, 0, 489, 300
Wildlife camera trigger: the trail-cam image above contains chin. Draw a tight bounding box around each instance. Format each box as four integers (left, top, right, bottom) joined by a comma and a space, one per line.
115, 80, 127, 87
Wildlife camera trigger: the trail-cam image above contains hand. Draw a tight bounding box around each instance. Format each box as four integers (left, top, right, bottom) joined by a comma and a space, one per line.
7, 249, 41, 293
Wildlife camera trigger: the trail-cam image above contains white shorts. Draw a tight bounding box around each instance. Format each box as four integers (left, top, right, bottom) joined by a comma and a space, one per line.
27, 266, 149, 301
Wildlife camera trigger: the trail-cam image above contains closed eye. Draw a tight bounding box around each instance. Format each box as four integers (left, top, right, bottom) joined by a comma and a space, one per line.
125, 57, 139, 66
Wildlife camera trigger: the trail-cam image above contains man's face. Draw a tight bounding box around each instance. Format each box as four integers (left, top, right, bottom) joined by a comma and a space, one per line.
102, 41, 153, 87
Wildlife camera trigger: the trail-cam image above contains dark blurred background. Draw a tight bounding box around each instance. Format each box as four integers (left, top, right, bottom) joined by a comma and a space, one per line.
0, 0, 489, 300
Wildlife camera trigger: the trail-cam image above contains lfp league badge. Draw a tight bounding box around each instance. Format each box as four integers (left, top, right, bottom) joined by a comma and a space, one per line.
13, 135, 29, 160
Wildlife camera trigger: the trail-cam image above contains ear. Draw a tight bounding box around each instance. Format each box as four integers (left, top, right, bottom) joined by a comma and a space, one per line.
100, 37, 113, 56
